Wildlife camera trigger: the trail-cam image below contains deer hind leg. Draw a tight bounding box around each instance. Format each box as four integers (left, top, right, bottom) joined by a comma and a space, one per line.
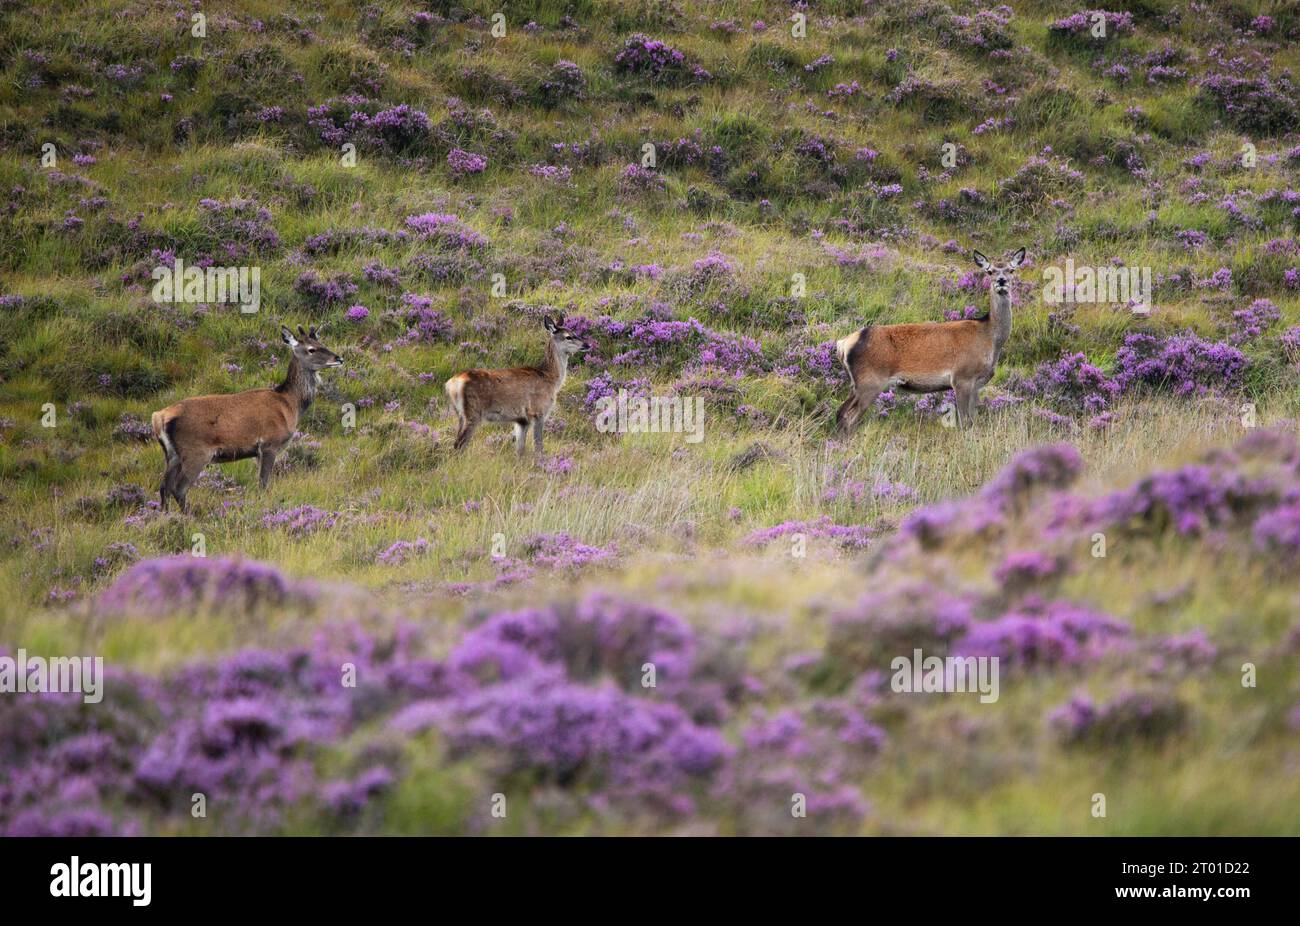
159, 441, 180, 512
447, 376, 474, 450
173, 451, 212, 514
452, 416, 478, 450
835, 394, 861, 433
513, 419, 529, 456
838, 375, 887, 434
160, 456, 182, 512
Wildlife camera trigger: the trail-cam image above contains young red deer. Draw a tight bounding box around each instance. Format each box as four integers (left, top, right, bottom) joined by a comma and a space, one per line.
835, 248, 1026, 431
445, 314, 588, 454
151, 324, 343, 512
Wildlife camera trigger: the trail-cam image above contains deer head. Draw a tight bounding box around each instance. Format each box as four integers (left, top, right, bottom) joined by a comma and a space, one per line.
280, 324, 344, 371
542, 314, 589, 359
973, 248, 1026, 296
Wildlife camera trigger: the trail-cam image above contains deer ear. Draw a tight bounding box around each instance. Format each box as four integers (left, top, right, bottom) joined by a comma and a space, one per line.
297, 325, 308, 340
308, 323, 322, 339
1008, 247, 1026, 268
543, 315, 557, 332
973, 250, 991, 270
280, 325, 298, 347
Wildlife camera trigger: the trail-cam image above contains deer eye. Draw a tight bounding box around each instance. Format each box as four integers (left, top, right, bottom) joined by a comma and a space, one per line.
307, 347, 316, 352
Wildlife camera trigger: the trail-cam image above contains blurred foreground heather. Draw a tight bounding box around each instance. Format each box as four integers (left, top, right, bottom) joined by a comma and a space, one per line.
5, 430, 1298, 835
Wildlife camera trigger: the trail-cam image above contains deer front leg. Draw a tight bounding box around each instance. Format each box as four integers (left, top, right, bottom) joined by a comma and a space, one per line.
953, 382, 976, 428
513, 420, 528, 456
533, 415, 545, 454
258, 445, 278, 489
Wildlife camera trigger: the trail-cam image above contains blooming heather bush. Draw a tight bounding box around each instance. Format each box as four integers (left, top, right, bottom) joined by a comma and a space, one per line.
375, 538, 429, 566
944, 6, 1015, 52
993, 550, 1069, 595
539, 60, 586, 103
822, 476, 918, 507
981, 443, 1084, 511
262, 505, 338, 536
997, 150, 1084, 209
197, 197, 280, 257
1011, 353, 1121, 414
1199, 69, 1299, 135
899, 497, 1004, 549
718, 702, 877, 835
447, 147, 488, 176
614, 34, 687, 81
1091, 464, 1270, 537
1152, 629, 1217, 672
294, 271, 359, 306
895, 444, 1084, 550
1048, 10, 1134, 38
522, 533, 614, 570
398, 293, 453, 342
113, 413, 153, 442
825, 582, 976, 682
403, 213, 488, 251
397, 678, 729, 816
744, 516, 877, 551
618, 163, 666, 194
1253, 499, 1300, 562
391, 596, 744, 819
105, 482, 147, 509
1, 629, 443, 835
92, 541, 139, 575
453, 596, 697, 691
307, 99, 432, 154
1113, 331, 1247, 397
98, 556, 315, 616
957, 600, 1131, 669
1282, 327, 1300, 362
1230, 299, 1280, 344
1049, 690, 1189, 747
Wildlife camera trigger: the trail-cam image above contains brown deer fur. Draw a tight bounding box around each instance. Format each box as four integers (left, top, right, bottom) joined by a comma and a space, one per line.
446, 314, 588, 455
835, 248, 1025, 431
151, 325, 342, 512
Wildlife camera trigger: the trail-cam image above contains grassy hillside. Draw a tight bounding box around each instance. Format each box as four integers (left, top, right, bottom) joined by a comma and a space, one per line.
1, 0, 1299, 835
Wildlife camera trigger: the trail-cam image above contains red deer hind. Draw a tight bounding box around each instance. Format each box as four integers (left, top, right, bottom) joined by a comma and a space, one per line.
835, 248, 1025, 431
151, 324, 343, 512
445, 314, 588, 455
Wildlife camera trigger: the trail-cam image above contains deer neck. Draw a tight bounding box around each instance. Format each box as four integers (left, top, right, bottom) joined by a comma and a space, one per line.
541, 339, 569, 391
278, 354, 317, 416
989, 290, 1013, 361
